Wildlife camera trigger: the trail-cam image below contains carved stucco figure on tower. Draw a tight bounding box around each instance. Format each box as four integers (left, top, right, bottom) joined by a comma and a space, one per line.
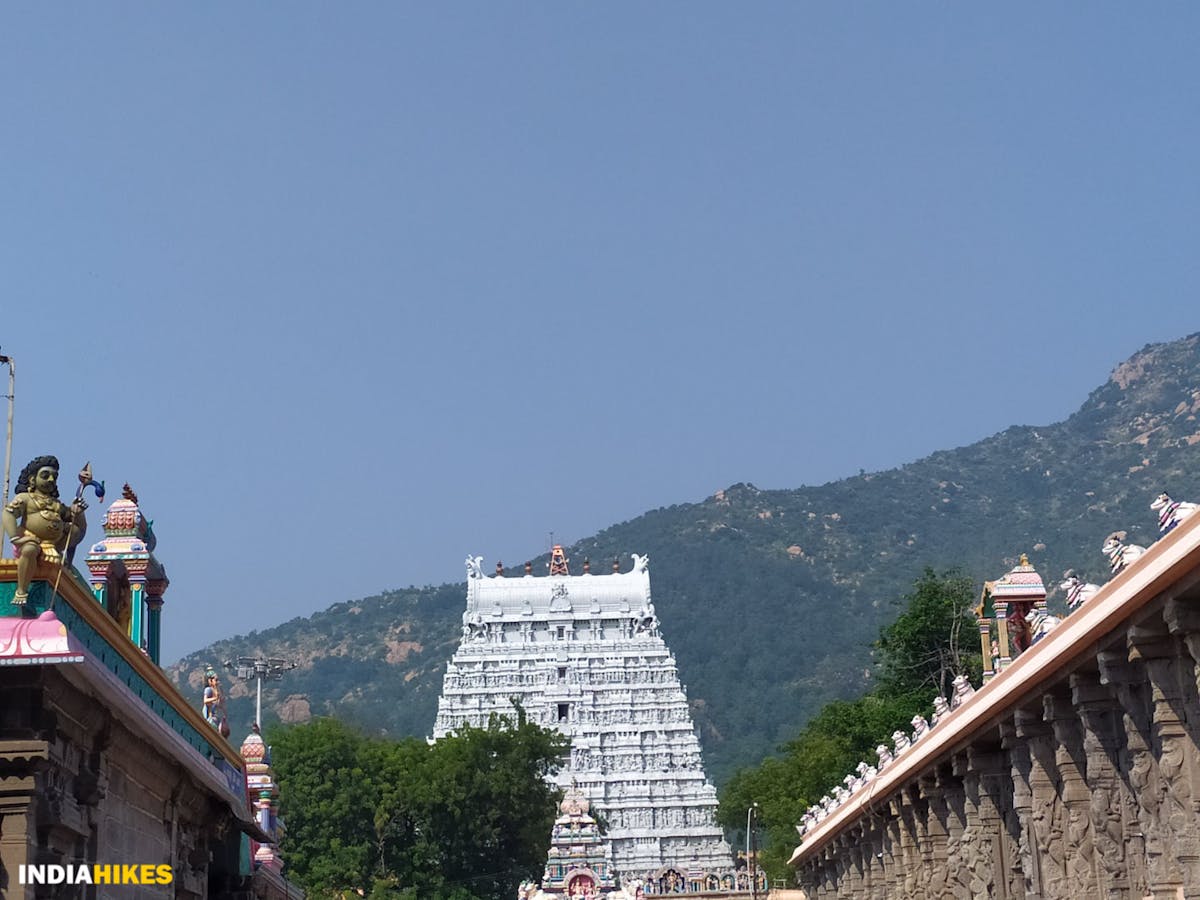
2, 455, 88, 604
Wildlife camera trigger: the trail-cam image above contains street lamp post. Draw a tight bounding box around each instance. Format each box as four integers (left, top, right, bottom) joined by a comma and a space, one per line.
0, 349, 13, 504
747, 802, 759, 899
224, 656, 298, 728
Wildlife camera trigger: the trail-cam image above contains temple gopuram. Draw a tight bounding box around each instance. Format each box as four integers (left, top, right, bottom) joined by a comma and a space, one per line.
433, 548, 740, 888
1, 457, 299, 899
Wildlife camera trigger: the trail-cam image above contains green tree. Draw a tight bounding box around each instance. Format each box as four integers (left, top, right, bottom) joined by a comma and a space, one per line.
270, 717, 378, 895
875, 568, 978, 700
271, 711, 567, 900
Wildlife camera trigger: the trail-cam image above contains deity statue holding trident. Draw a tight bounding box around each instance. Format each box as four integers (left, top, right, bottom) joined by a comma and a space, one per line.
2, 456, 96, 605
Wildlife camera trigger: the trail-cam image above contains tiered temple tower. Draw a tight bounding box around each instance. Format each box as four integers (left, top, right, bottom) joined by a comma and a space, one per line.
240, 726, 290, 882
433, 549, 732, 880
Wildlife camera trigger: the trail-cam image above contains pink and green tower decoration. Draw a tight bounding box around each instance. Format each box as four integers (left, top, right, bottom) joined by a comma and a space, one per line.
240, 727, 285, 873
536, 784, 618, 898
85, 484, 170, 663
976, 553, 1047, 680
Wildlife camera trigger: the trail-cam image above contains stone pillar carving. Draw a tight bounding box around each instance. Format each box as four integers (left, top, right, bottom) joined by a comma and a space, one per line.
907, 784, 935, 899
854, 819, 873, 900
943, 759, 971, 900
1016, 706, 1066, 899
919, 773, 952, 898
0, 740, 49, 893
1164, 595, 1200, 883
797, 862, 814, 898
1098, 645, 1176, 897
1165, 595, 1200, 698
829, 837, 847, 899
1044, 692, 1099, 898
1129, 622, 1200, 894
951, 748, 1015, 899
1001, 719, 1037, 897
1070, 670, 1136, 899
865, 815, 888, 900
891, 794, 920, 899
845, 830, 867, 900
882, 802, 905, 899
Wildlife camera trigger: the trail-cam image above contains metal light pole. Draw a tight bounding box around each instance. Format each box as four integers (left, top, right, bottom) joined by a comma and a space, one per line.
224, 656, 298, 728
0, 349, 13, 503
747, 802, 759, 900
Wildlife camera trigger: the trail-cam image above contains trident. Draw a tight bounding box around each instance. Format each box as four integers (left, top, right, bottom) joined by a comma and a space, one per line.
65, 462, 106, 566
49, 462, 106, 606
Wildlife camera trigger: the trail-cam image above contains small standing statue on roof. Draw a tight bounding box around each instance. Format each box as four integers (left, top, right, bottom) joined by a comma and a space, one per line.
2, 456, 89, 605
203, 667, 231, 737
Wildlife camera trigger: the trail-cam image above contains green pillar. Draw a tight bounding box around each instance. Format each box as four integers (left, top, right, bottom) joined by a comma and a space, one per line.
130, 582, 144, 649
90, 580, 107, 612
146, 597, 163, 664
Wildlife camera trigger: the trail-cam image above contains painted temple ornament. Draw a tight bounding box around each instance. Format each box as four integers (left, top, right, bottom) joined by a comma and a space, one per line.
241, 725, 286, 874
2, 455, 91, 605
976, 553, 1047, 680
85, 483, 170, 663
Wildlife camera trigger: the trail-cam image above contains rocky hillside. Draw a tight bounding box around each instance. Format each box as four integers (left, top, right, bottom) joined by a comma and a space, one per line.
170, 334, 1200, 783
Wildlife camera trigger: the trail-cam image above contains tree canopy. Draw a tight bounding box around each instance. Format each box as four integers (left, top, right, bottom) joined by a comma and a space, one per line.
718, 569, 979, 881
270, 711, 568, 899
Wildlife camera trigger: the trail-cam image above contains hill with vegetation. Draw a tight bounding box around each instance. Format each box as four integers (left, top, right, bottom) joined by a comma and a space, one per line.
169, 333, 1200, 784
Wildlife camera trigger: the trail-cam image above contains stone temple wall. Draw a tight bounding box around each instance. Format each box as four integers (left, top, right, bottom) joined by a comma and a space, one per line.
0, 666, 236, 900
791, 513, 1200, 900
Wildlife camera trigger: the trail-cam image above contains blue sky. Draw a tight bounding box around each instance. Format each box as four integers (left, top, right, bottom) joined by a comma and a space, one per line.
3, 5, 1198, 661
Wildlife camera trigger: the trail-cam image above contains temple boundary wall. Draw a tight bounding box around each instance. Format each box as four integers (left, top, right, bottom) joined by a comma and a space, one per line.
791, 512, 1200, 899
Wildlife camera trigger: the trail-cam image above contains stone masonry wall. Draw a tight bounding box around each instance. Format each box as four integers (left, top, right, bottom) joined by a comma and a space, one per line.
796, 582, 1200, 900
0, 666, 244, 900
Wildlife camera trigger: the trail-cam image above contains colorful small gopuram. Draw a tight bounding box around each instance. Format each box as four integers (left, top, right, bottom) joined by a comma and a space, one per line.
241, 724, 292, 891
975, 552, 1047, 679
520, 784, 620, 898
85, 483, 171, 663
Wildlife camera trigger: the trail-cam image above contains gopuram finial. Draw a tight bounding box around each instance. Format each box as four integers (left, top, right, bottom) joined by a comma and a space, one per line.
548, 544, 569, 576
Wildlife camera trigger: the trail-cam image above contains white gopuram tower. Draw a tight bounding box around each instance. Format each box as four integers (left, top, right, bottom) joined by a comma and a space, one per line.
433, 549, 732, 881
